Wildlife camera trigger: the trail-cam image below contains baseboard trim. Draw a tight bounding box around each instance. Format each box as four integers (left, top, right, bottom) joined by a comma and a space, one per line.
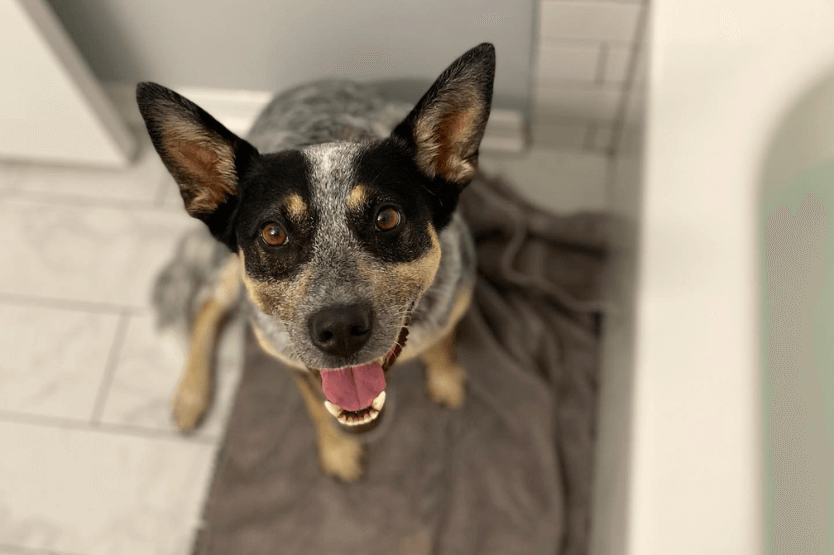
106, 82, 526, 153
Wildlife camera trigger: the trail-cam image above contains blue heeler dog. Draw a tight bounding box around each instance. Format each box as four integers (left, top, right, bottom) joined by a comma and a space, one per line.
136, 43, 495, 481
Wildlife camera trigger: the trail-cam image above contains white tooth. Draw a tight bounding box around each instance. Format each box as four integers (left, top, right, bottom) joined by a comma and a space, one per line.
372, 390, 386, 411
324, 400, 342, 418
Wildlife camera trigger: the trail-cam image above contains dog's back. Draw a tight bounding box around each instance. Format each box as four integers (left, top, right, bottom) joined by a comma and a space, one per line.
247, 80, 411, 151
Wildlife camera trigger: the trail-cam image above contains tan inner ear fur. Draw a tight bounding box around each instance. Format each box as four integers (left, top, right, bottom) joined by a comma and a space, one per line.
163, 125, 238, 215
413, 89, 483, 184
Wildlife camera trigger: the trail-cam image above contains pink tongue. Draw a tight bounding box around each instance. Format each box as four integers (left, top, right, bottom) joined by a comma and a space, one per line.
320, 362, 386, 412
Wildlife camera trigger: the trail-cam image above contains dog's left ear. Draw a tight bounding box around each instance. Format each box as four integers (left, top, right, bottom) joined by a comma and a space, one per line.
392, 43, 495, 188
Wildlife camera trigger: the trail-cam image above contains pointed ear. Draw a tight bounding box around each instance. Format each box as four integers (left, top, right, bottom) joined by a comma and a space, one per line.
136, 82, 258, 231
391, 43, 495, 187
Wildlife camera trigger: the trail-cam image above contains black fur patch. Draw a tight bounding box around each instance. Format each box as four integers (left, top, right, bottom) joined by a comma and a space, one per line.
234, 150, 317, 281
348, 139, 460, 264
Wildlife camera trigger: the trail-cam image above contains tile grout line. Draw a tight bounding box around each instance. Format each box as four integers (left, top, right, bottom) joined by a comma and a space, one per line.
541, 0, 643, 3
534, 79, 624, 92
90, 310, 132, 425
0, 292, 147, 316
596, 42, 610, 85
607, 1, 648, 157
0, 542, 86, 555
0, 410, 218, 445
538, 36, 638, 49
532, 114, 616, 126
584, 123, 598, 150
604, 147, 617, 216
0, 545, 84, 555
0, 191, 184, 214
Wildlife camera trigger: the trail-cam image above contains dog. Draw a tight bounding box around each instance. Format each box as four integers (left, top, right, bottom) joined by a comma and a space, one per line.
137, 43, 495, 481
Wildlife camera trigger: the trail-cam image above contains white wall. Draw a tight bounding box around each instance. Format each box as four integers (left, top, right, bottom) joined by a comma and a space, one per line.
0, 0, 135, 167
47, 0, 649, 153
46, 0, 535, 112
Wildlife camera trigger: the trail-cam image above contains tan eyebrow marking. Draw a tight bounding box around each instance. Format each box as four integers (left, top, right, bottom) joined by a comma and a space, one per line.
284, 193, 307, 218
347, 183, 368, 210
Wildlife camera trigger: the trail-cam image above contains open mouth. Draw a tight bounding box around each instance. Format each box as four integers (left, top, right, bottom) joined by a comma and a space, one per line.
316, 324, 409, 427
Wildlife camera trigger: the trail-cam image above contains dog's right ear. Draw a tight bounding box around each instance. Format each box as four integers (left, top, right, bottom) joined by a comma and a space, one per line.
391, 43, 495, 189
136, 83, 258, 246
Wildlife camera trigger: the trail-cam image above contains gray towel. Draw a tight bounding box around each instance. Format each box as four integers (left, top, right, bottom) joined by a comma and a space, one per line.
193, 173, 609, 555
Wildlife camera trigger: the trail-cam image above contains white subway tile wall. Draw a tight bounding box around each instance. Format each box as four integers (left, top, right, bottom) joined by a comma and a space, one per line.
531, 122, 589, 149
535, 85, 622, 121
533, 0, 647, 152
592, 124, 615, 150
536, 44, 601, 83
540, 2, 642, 42
603, 46, 633, 84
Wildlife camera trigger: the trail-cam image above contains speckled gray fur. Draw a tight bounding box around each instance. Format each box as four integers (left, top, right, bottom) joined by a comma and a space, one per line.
152, 79, 476, 369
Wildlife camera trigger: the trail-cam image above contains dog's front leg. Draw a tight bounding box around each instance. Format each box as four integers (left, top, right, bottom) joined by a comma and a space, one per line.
292, 372, 365, 482
172, 254, 241, 431
421, 327, 466, 409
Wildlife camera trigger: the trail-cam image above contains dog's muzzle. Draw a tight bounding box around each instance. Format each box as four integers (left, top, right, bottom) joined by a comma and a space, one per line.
314, 322, 410, 428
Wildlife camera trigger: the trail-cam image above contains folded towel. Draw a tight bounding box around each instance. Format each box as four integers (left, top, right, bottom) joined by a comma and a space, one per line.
193, 172, 609, 555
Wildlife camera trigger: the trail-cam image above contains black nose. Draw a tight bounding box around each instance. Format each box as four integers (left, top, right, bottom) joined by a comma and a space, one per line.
308, 304, 373, 358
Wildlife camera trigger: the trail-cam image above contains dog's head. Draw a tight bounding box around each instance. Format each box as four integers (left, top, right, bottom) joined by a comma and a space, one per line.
138, 43, 494, 427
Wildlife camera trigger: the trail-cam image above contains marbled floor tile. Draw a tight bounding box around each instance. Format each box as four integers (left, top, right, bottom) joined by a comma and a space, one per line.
100, 313, 244, 440
0, 304, 122, 420
5, 129, 168, 206
0, 199, 198, 308
0, 421, 215, 555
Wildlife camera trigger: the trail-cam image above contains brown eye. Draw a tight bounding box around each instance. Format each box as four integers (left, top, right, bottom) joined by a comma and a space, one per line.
375, 207, 401, 231
261, 222, 288, 246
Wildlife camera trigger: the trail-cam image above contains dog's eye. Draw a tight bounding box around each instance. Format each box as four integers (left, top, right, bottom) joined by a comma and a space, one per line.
261, 222, 288, 246
375, 207, 401, 231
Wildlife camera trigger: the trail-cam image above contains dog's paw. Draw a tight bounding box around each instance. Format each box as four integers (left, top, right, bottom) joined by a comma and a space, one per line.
426, 361, 466, 409
171, 376, 211, 432
318, 431, 365, 482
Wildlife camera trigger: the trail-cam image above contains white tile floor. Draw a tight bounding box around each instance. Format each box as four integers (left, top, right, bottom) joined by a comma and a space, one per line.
0, 128, 610, 555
